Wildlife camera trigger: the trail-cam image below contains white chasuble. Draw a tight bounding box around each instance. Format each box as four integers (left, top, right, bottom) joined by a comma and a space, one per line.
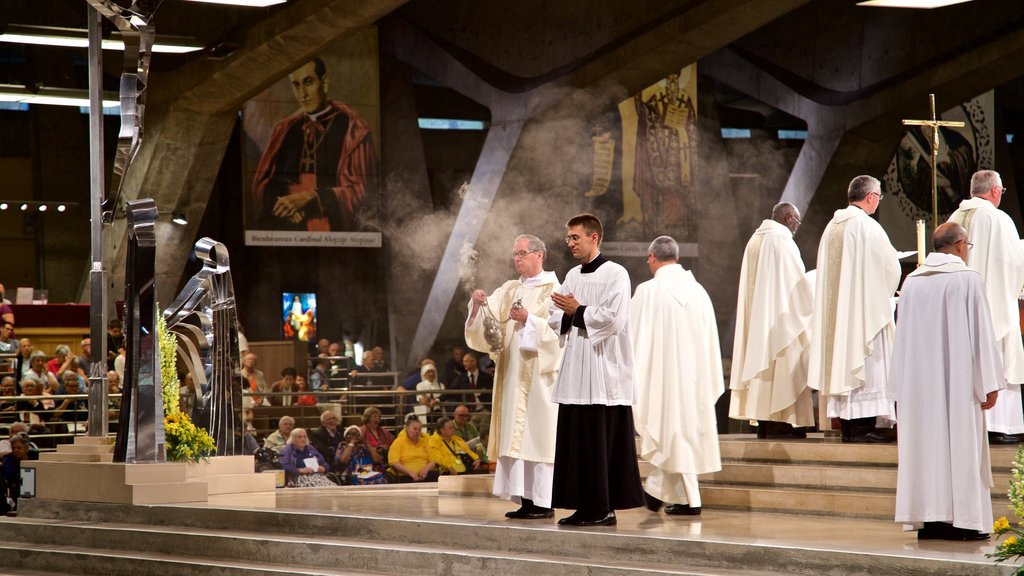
807, 206, 900, 422
949, 197, 1024, 434
631, 264, 723, 484
729, 219, 815, 427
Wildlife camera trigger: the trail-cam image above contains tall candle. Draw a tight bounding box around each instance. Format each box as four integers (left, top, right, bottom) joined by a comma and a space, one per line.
916, 219, 925, 266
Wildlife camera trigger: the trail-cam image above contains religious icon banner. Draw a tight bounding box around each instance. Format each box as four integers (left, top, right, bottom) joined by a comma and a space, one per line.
578, 65, 699, 259
241, 27, 381, 248
879, 91, 994, 248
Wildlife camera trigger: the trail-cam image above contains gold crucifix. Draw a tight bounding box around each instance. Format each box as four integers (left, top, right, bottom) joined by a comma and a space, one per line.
901, 94, 966, 228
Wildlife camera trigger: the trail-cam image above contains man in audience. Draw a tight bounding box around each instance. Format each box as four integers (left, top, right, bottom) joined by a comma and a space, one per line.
53, 373, 89, 431
442, 345, 467, 389
309, 409, 344, 471
264, 415, 296, 454
77, 337, 93, 377
309, 356, 331, 394
453, 353, 492, 410
451, 405, 480, 441
350, 351, 375, 376
0, 422, 31, 456
241, 352, 270, 407
106, 319, 125, 371
0, 377, 17, 426
371, 346, 386, 371
14, 338, 32, 384
0, 322, 16, 353
387, 416, 439, 482
16, 379, 55, 437
270, 367, 298, 406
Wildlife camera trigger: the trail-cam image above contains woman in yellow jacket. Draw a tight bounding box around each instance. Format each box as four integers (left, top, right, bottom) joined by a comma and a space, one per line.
428, 417, 484, 475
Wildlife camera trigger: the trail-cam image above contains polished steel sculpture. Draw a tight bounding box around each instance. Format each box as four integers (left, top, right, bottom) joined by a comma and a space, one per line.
84, 0, 160, 437
163, 238, 244, 456
114, 199, 165, 463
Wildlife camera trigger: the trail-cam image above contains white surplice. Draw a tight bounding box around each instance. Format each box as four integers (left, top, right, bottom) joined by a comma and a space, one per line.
807, 206, 900, 422
548, 258, 634, 406
949, 197, 1024, 434
729, 219, 815, 427
465, 270, 562, 507
631, 264, 723, 505
888, 252, 1005, 532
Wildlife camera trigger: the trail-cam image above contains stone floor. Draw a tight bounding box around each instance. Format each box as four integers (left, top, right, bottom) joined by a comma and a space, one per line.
181, 485, 1013, 569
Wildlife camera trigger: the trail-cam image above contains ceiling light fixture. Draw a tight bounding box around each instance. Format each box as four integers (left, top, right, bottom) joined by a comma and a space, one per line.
856, 0, 973, 8
181, 0, 286, 6
171, 213, 189, 226
0, 203, 7, 210
0, 84, 119, 108
0, 24, 204, 53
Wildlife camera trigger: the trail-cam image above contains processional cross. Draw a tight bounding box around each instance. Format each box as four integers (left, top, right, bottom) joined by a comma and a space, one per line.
901, 93, 966, 229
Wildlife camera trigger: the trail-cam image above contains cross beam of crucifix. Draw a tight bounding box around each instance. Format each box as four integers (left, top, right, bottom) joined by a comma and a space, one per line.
901, 93, 966, 228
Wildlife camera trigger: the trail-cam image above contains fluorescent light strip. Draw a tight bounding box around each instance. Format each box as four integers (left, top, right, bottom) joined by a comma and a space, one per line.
181, 0, 286, 6
0, 85, 119, 109
856, 0, 973, 8
0, 26, 203, 53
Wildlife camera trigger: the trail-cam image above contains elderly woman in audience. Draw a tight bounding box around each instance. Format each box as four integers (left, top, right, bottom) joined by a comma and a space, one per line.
387, 416, 439, 483
415, 364, 444, 418
25, 351, 59, 401
310, 409, 344, 472
263, 416, 295, 454
337, 425, 387, 485
278, 428, 334, 487
428, 416, 484, 475
360, 406, 394, 461
1, 432, 30, 514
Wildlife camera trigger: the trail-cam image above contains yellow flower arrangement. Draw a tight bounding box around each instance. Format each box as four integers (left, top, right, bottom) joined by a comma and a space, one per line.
988, 447, 1024, 573
158, 307, 215, 463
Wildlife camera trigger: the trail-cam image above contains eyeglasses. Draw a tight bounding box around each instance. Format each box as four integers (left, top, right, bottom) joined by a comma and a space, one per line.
869, 192, 884, 201
512, 250, 539, 259
956, 239, 974, 250
565, 234, 593, 244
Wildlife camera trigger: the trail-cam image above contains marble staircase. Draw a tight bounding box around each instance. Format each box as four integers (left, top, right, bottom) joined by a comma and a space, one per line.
440, 434, 1019, 521
0, 498, 1011, 576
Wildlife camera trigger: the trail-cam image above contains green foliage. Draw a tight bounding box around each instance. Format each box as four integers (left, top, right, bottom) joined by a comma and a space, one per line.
988, 446, 1024, 574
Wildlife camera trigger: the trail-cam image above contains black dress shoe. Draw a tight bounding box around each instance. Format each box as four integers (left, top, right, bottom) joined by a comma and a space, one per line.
664, 504, 701, 516
558, 511, 584, 525
918, 522, 990, 541
506, 508, 554, 519
864, 431, 895, 443
644, 492, 663, 512
989, 432, 1021, 444
574, 511, 617, 526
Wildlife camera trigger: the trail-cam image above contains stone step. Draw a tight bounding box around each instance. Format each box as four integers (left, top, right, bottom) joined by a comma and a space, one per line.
69, 435, 115, 446
699, 462, 1014, 496
11, 500, 1010, 576
190, 472, 277, 495
52, 443, 116, 455
37, 452, 114, 463
26, 461, 207, 504
717, 436, 1022, 470
184, 455, 257, 479
700, 484, 1011, 520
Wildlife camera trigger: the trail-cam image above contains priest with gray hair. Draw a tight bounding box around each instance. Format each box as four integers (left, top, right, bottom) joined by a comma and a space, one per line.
631, 235, 724, 516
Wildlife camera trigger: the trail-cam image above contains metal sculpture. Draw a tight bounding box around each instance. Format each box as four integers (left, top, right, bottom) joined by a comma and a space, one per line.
163, 238, 244, 456
114, 199, 165, 463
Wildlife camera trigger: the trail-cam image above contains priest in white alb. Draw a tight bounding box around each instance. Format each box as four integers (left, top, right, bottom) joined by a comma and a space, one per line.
729, 202, 815, 437
807, 175, 900, 442
889, 222, 1003, 541
631, 236, 723, 516
548, 213, 645, 527
948, 169, 1024, 445
466, 234, 562, 520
